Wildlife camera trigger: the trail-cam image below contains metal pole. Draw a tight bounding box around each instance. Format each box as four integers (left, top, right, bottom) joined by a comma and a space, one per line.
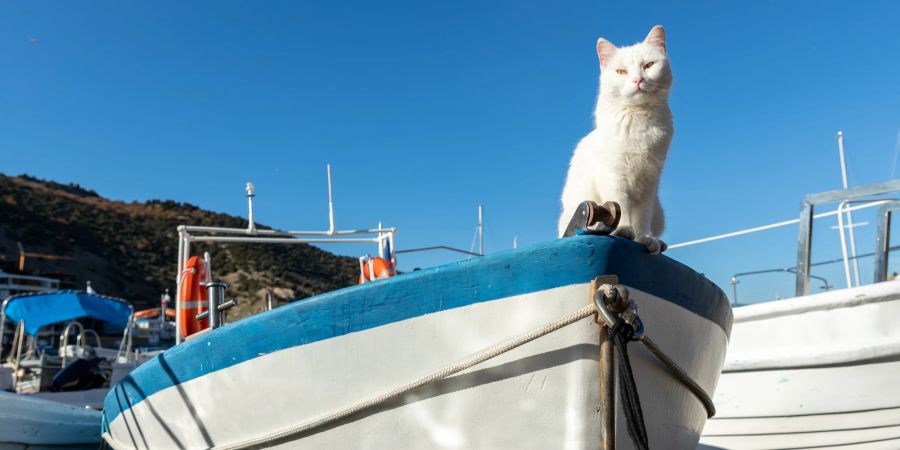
389, 231, 397, 268
203, 252, 212, 284
177, 233, 191, 344
161, 289, 170, 334
246, 182, 257, 234
175, 231, 184, 345
795, 202, 814, 297
836, 201, 853, 288
205, 281, 226, 329
478, 205, 484, 256
0, 299, 8, 360
377, 221, 384, 259
729, 277, 738, 306
599, 326, 615, 449
874, 205, 895, 283
181, 224, 396, 236
327, 164, 335, 235
189, 236, 379, 244
837, 131, 861, 286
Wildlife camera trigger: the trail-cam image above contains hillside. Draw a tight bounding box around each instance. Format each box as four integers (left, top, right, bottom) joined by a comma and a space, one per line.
0, 174, 359, 320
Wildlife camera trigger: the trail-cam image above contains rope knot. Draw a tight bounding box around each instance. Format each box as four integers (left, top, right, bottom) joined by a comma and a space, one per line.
608, 317, 634, 341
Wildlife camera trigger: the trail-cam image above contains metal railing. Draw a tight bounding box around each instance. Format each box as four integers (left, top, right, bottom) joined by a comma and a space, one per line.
668, 179, 900, 303
794, 180, 900, 296
174, 165, 398, 344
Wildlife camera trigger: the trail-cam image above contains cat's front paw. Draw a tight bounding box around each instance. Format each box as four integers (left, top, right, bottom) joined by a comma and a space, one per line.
611, 226, 635, 240
636, 234, 666, 254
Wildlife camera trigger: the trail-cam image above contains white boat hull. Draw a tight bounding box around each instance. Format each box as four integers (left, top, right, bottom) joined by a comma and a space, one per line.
103, 237, 732, 449
701, 281, 900, 449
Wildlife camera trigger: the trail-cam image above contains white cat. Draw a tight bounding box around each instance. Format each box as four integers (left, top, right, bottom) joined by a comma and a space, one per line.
558, 26, 673, 253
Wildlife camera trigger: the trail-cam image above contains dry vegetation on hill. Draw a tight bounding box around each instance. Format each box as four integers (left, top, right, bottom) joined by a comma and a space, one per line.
0, 174, 359, 320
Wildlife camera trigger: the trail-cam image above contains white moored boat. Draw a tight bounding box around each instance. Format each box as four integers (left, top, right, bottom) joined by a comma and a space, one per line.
700, 180, 900, 449
0, 390, 101, 449
102, 232, 732, 449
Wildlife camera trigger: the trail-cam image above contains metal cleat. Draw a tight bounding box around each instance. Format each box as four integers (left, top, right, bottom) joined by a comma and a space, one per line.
562, 201, 621, 238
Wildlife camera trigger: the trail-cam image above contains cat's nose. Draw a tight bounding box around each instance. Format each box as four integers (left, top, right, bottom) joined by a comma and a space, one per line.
633, 78, 643, 85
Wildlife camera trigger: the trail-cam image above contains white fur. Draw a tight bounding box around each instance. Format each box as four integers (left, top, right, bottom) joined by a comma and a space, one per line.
558, 26, 673, 251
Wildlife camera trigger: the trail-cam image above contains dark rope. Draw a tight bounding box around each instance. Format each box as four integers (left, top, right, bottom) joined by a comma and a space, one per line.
641, 336, 716, 418
609, 320, 649, 450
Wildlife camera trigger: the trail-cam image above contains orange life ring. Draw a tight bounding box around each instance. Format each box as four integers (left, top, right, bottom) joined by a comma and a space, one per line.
179, 256, 209, 337
358, 256, 394, 284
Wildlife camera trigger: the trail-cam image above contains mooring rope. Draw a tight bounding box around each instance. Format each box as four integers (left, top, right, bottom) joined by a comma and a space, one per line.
609, 320, 649, 450
103, 291, 716, 450
213, 304, 598, 450
640, 335, 716, 418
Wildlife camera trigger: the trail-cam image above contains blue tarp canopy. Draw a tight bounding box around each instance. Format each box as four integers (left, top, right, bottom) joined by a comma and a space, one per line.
3, 290, 133, 336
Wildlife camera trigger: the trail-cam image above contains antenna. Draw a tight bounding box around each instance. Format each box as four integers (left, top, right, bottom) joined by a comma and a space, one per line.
246, 182, 256, 234
327, 164, 335, 235
478, 205, 484, 256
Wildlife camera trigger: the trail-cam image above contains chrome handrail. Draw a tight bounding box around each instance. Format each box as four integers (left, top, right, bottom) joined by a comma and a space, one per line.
59, 321, 85, 366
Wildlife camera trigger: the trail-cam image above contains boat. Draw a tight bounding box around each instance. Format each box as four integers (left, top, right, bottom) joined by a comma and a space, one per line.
0, 290, 154, 448
698, 179, 900, 449
0, 390, 101, 449
0, 290, 143, 409
102, 213, 732, 449
131, 293, 177, 350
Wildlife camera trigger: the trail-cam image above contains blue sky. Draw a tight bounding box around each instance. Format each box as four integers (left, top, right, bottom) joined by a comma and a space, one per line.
2, 1, 898, 302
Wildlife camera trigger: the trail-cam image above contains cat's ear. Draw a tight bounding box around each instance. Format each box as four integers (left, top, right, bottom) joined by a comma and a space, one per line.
644, 25, 666, 54
596, 38, 617, 70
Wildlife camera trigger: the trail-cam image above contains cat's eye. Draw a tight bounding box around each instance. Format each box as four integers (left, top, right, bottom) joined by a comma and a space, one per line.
616, 69, 627, 75
643, 62, 655, 70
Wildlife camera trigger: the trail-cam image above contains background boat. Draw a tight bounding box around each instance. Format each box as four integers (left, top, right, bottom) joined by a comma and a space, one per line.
699, 180, 900, 449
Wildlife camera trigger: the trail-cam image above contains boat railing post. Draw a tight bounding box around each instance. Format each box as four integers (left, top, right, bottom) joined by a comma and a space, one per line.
729, 276, 739, 306
60, 321, 85, 366
125, 314, 134, 360
205, 281, 227, 329
795, 201, 814, 297
389, 230, 397, 269
11, 320, 24, 385
874, 202, 900, 283
176, 227, 190, 345
0, 297, 9, 360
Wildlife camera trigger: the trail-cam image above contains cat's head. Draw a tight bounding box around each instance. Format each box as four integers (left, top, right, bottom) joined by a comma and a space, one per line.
597, 26, 672, 106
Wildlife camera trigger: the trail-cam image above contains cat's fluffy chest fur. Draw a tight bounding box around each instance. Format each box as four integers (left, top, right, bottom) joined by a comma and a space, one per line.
558, 26, 673, 253
594, 104, 672, 199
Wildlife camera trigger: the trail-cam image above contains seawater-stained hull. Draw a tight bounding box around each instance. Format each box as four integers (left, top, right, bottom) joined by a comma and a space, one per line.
103, 236, 731, 450
700, 281, 900, 449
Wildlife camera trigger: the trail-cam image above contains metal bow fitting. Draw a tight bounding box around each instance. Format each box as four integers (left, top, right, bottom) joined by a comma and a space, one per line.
592, 284, 644, 341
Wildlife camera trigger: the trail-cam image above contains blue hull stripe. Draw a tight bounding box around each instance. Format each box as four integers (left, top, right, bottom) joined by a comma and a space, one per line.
104, 236, 730, 425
